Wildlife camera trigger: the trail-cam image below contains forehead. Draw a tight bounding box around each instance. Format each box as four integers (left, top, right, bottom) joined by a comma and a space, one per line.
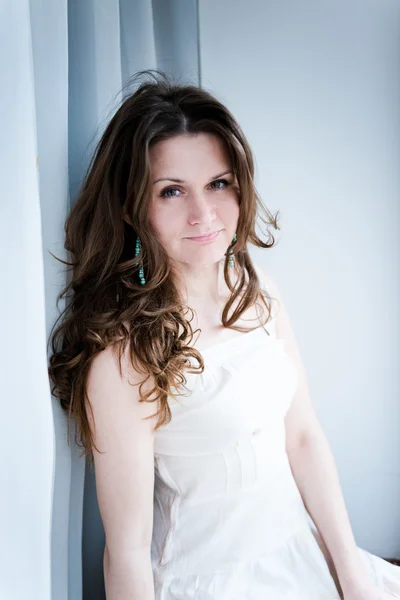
149, 133, 231, 176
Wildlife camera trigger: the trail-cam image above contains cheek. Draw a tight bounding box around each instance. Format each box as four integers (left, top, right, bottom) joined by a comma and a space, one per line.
219, 196, 240, 222
149, 204, 183, 245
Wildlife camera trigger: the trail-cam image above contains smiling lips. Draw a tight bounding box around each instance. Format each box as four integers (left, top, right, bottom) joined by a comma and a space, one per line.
186, 230, 221, 242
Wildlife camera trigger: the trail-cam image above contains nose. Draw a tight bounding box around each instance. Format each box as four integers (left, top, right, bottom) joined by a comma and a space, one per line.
187, 192, 217, 226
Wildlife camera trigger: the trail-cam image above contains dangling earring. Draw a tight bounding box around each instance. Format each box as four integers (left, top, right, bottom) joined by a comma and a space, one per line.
135, 235, 146, 285
228, 233, 237, 268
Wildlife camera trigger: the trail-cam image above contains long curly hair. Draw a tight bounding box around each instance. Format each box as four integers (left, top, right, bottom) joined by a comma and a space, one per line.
48, 69, 280, 467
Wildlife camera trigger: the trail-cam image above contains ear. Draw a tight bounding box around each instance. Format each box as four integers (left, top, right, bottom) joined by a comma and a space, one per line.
123, 214, 133, 227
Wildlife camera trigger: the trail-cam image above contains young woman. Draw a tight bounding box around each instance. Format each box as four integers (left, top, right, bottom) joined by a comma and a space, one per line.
48, 70, 400, 599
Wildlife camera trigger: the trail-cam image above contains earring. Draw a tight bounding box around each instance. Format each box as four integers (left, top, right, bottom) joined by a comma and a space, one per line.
228, 233, 237, 268
135, 236, 146, 285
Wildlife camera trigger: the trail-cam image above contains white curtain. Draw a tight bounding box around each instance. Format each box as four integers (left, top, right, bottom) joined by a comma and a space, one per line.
1, 1, 199, 599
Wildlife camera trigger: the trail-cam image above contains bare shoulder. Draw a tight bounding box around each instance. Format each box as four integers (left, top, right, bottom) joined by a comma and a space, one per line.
87, 337, 159, 428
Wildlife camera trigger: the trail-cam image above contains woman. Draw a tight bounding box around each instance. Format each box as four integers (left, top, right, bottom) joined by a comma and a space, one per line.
48, 70, 400, 599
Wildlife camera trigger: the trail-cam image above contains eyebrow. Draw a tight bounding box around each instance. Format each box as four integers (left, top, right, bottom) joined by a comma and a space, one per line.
153, 170, 233, 185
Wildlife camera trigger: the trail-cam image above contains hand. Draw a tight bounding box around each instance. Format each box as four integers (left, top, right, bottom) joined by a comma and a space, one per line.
343, 582, 399, 599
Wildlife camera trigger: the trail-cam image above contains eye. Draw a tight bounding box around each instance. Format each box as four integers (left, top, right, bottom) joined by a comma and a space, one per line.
210, 179, 229, 190
159, 179, 230, 199
160, 186, 181, 199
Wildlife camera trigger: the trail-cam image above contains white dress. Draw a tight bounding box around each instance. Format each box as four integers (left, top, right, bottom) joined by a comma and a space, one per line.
151, 278, 400, 599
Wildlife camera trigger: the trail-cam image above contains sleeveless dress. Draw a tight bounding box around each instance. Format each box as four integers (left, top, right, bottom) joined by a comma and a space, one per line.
151, 272, 400, 599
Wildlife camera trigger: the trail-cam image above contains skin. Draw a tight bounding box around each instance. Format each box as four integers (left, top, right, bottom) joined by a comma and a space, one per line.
148, 132, 245, 340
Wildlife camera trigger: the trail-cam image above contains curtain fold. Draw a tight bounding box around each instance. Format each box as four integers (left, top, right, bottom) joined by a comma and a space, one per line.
2, 1, 199, 598
1, 1, 60, 599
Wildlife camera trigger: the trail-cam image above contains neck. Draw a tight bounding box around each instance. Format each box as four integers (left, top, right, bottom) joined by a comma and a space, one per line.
174, 259, 234, 307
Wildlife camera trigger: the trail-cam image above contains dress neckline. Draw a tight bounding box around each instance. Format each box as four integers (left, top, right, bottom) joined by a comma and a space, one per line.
196, 321, 271, 354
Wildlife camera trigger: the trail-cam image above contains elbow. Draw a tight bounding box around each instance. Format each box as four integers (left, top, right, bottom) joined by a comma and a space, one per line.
286, 428, 325, 456
104, 542, 152, 567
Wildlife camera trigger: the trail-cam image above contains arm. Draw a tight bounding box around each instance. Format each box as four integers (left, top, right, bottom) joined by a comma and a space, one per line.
260, 267, 370, 594
86, 340, 158, 600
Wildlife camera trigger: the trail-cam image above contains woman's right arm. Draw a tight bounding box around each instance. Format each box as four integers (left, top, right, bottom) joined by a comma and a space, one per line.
86, 341, 159, 600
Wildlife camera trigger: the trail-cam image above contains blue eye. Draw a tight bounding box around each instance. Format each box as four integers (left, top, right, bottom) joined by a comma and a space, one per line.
160, 179, 229, 199
210, 179, 229, 190
160, 187, 180, 199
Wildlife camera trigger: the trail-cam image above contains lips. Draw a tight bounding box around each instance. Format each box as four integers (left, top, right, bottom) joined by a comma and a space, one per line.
186, 230, 221, 241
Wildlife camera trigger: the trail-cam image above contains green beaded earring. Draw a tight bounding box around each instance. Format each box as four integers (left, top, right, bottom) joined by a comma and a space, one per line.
228, 233, 237, 267
135, 235, 146, 285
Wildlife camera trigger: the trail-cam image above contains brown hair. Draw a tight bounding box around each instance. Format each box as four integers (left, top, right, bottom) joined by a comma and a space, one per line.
47, 69, 280, 467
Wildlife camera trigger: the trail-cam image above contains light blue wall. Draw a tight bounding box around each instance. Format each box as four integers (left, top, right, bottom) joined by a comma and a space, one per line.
199, 0, 400, 557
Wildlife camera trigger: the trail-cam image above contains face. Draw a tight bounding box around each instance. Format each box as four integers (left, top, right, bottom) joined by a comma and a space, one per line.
148, 133, 240, 268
